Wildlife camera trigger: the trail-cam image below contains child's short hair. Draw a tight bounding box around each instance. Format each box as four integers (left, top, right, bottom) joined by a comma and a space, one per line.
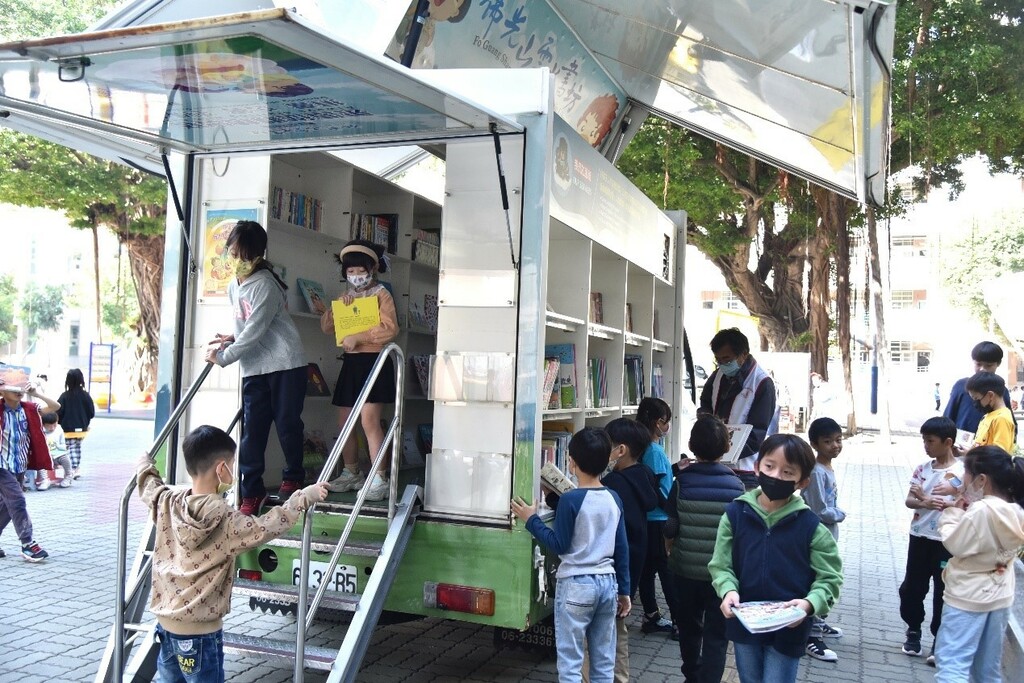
568, 427, 613, 476
920, 416, 956, 442
41, 412, 58, 425
971, 341, 1003, 365
807, 417, 842, 445
689, 415, 729, 461
966, 371, 1006, 397
756, 433, 816, 480
605, 418, 651, 460
183, 425, 237, 477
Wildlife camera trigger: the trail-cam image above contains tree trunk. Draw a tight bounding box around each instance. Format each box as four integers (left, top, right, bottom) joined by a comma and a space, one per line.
92, 224, 102, 343
807, 232, 831, 379
121, 231, 164, 393
867, 206, 892, 443
814, 186, 856, 434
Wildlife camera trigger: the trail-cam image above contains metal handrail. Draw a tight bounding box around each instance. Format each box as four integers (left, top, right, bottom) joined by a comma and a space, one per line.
113, 362, 215, 683
293, 343, 405, 682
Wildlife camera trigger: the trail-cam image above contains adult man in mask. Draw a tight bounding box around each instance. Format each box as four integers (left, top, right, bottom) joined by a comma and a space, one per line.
699, 328, 776, 471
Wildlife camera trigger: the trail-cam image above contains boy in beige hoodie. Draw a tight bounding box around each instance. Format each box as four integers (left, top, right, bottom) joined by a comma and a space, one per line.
137, 425, 327, 682
934, 446, 1024, 682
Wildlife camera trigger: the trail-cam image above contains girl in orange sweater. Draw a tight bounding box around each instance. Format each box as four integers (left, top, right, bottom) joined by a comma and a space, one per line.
317, 240, 399, 501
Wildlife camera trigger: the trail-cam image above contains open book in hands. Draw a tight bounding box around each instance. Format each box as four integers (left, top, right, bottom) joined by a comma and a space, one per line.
731, 601, 808, 633
540, 462, 576, 495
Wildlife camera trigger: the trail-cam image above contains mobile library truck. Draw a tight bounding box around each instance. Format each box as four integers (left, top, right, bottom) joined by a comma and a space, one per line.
0, 2, 895, 681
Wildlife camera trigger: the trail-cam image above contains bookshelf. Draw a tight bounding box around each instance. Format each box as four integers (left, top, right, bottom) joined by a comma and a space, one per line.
264, 150, 442, 474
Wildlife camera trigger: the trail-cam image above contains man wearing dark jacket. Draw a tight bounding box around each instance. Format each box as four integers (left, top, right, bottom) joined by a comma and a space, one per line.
699, 328, 776, 470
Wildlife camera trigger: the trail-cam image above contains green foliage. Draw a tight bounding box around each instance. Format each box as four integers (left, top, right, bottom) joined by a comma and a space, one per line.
0, 275, 16, 346
0, 0, 116, 39
942, 213, 1024, 330
891, 1, 1024, 194
102, 264, 140, 341
18, 283, 66, 340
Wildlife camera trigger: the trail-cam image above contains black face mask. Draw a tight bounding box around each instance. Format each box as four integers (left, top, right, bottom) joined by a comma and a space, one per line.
973, 398, 994, 414
757, 472, 797, 501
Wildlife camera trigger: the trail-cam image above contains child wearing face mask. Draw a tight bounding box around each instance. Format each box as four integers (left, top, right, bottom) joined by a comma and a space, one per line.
137, 425, 328, 683
709, 434, 843, 683
964, 372, 1015, 453
636, 397, 679, 638
933, 446, 1024, 682
317, 240, 399, 502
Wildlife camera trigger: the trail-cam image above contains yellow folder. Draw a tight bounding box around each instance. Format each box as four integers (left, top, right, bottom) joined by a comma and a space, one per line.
332, 297, 380, 346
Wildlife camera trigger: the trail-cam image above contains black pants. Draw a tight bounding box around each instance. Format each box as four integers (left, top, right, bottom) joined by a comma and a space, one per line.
239, 365, 307, 499
673, 575, 728, 683
639, 520, 676, 620
898, 534, 952, 637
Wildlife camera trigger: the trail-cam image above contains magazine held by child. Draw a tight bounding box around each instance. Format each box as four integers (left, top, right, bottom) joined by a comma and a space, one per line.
731, 601, 809, 634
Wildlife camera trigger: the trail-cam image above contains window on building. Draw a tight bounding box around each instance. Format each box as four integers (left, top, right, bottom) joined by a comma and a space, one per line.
702, 301, 714, 309
890, 340, 912, 364
891, 235, 928, 258
916, 351, 932, 373
724, 292, 744, 311
891, 290, 913, 310
68, 323, 80, 357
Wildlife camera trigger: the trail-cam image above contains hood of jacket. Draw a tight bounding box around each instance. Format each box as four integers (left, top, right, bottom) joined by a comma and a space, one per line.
166, 489, 230, 551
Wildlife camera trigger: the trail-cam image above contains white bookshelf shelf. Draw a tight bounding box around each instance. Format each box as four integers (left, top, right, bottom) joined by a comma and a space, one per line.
587, 323, 621, 340
652, 339, 670, 353
545, 311, 584, 333
269, 218, 345, 245
543, 408, 582, 420
584, 407, 620, 418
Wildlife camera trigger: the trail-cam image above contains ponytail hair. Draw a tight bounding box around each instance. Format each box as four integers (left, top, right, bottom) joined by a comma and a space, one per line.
636, 397, 671, 431
963, 446, 1024, 507
225, 220, 288, 290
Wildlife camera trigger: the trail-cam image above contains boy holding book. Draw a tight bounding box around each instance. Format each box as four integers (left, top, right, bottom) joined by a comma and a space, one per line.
709, 434, 842, 683
513, 427, 631, 683
664, 415, 744, 683
800, 417, 847, 663
898, 416, 962, 663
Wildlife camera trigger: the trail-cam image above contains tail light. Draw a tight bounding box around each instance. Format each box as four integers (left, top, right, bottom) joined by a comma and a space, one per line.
238, 569, 262, 581
423, 581, 495, 616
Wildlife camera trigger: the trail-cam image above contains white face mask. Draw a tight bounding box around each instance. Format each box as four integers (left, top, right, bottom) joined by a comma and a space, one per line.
348, 273, 371, 288
964, 476, 985, 504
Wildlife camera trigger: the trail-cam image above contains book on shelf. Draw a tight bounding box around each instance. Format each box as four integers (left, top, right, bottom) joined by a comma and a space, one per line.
350, 213, 398, 254
731, 602, 808, 634
589, 291, 604, 324
271, 185, 323, 231
625, 303, 634, 333
624, 354, 645, 405
331, 297, 381, 346
651, 363, 665, 399
412, 239, 440, 267
544, 343, 578, 409
587, 357, 609, 409
540, 462, 576, 495
541, 357, 561, 411
305, 363, 331, 397
409, 355, 432, 396
407, 292, 438, 332
541, 429, 572, 474
295, 278, 327, 314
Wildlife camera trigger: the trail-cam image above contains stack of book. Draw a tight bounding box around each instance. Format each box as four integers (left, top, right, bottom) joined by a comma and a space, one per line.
271, 186, 323, 231
623, 354, 645, 405
411, 229, 441, 267
541, 430, 572, 473
350, 213, 398, 254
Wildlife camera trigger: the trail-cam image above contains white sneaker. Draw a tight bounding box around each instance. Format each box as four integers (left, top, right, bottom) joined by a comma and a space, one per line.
326, 468, 365, 492
365, 475, 389, 501
59, 478, 73, 488
36, 478, 51, 491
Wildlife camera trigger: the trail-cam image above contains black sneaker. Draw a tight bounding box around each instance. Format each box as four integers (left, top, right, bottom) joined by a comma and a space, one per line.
21, 541, 48, 563
902, 629, 922, 656
806, 637, 838, 662
641, 612, 674, 634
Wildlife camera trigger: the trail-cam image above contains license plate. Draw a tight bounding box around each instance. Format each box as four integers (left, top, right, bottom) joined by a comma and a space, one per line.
291, 560, 357, 594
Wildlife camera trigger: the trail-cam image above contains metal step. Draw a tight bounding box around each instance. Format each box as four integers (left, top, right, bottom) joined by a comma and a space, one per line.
233, 578, 359, 612
223, 632, 336, 671
267, 534, 382, 557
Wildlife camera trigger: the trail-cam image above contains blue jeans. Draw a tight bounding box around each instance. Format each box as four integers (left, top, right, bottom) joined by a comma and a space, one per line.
239, 365, 307, 499
555, 574, 617, 683
0, 468, 33, 544
732, 641, 801, 683
935, 604, 1008, 682
156, 626, 224, 683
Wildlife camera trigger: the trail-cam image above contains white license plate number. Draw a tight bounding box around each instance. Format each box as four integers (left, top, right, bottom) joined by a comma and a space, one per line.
292, 560, 357, 594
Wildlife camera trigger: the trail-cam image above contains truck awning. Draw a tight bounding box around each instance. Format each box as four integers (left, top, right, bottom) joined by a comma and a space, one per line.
0, 7, 522, 166
548, 0, 894, 205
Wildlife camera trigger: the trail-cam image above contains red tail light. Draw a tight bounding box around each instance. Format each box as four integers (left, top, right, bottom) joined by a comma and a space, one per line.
238, 569, 262, 581
423, 581, 495, 616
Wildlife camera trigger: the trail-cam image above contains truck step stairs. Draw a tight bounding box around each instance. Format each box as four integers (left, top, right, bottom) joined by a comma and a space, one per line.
223, 632, 337, 671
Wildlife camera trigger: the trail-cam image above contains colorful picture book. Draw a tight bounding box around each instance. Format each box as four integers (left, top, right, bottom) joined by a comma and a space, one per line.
0, 364, 31, 391
540, 462, 576, 495
541, 357, 561, 410
541, 429, 572, 474
544, 343, 578, 409
732, 602, 807, 634
305, 363, 331, 397
332, 297, 381, 346
296, 278, 327, 314
350, 213, 398, 254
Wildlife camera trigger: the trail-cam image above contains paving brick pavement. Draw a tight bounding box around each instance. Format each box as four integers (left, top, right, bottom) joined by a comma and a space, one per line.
0, 420, 985, 682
